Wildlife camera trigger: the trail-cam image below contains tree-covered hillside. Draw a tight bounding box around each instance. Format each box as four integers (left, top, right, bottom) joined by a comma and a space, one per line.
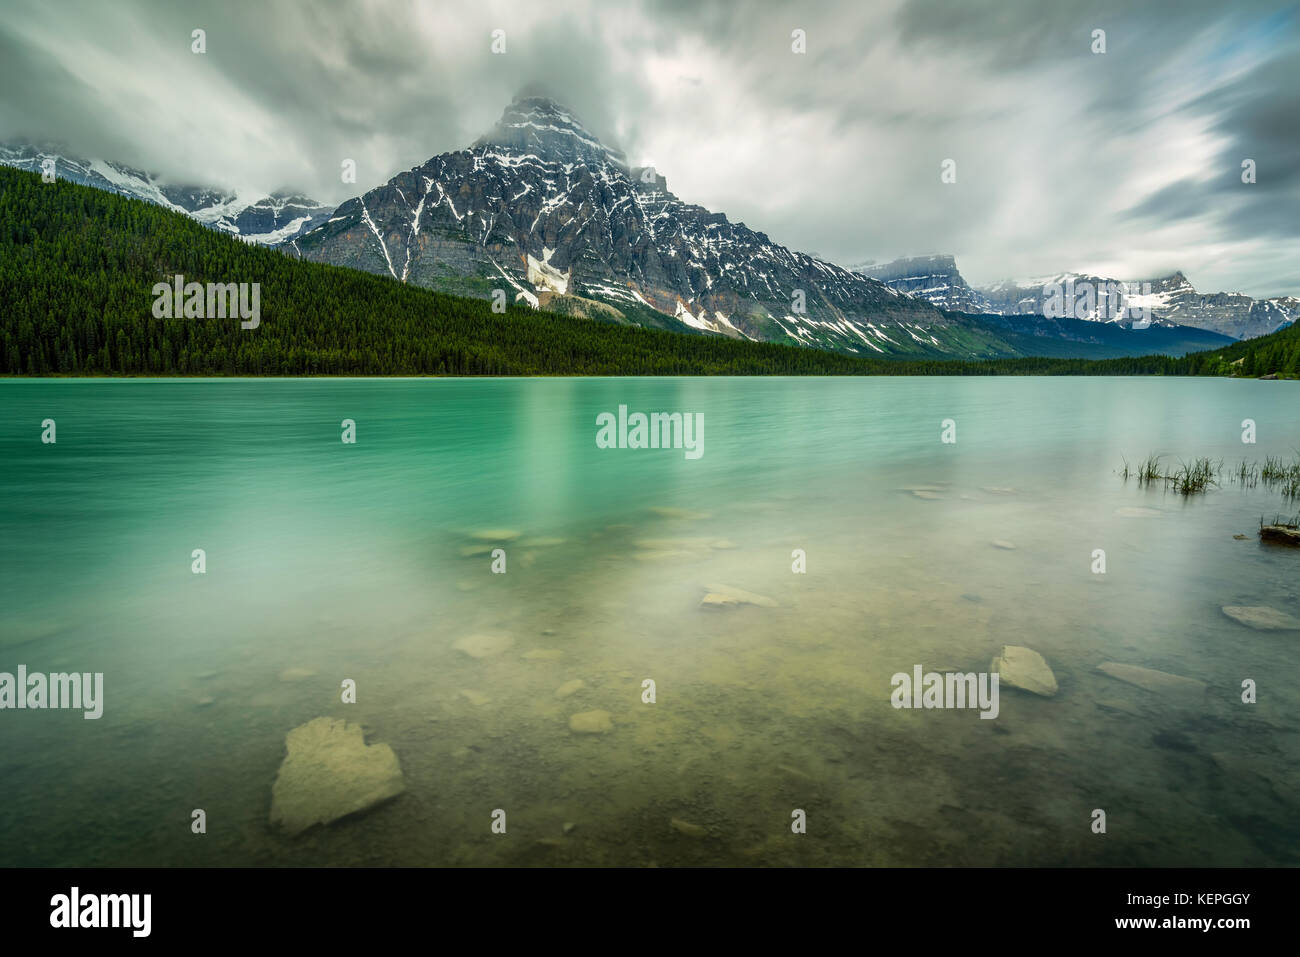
0, 167, 900, 375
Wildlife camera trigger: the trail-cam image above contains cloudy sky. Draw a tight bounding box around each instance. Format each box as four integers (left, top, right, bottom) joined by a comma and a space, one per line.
2, 0, 1297, 296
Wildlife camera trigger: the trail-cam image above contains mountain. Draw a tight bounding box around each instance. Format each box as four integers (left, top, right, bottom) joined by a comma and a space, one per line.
0, 164, 990, 376
0, 142, 333, 244
2, 165, 1286, 377
293, 94, 1016, 359
862, 257, 1300, 341
978, 269, 1298, 340
854, 255, 991, 313
1122, 272, 1300, 340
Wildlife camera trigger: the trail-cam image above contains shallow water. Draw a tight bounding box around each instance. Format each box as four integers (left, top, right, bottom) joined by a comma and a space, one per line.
1, 376, 1298, 866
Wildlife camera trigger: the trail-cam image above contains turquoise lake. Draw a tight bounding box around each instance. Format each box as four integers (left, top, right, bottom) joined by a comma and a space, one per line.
1, 376, 1298, 866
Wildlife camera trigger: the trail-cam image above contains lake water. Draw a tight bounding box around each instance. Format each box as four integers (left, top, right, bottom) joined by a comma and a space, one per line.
1, 376, 1298, 866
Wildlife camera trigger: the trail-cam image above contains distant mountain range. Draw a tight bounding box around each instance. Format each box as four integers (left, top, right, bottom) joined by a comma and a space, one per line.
1, 96, 1282, 361
856, 254, 1300, 340
0, 143, 333, 244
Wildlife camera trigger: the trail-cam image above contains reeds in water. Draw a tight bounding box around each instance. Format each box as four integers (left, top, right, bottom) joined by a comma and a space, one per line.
1121, 453, 1300, 499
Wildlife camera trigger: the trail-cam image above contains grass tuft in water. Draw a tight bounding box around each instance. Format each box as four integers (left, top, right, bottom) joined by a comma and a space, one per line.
1123, 453, 1300, 499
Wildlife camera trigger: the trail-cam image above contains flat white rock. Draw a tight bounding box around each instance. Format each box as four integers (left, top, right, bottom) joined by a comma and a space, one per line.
700, 583, 778, 609
270, 717, 405, 835
1221, 605, 1300, 631
1096, 662, 1206, 698
991, 645, 1058, 696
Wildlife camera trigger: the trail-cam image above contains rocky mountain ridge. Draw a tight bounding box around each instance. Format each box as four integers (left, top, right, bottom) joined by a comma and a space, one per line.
0, 142, 332, 244
860, 256, 1299, 340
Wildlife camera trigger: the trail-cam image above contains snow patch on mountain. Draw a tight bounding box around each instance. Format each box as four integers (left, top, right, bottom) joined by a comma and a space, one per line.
0, 142, 333, 245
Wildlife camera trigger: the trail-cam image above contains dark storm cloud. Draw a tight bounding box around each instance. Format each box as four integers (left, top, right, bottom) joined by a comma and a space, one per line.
0, 0, 641, 198
0, 0, 1296, 296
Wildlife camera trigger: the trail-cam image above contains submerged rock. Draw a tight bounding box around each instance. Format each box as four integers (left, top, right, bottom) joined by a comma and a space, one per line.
991, 645, 1058, 696
454, 633, 514, 658
469, 528, 522, 542
670, 817, 708, 838
648, 507, 710, 520
278, 667, 318, 682
269, 717, 405, 835
1222, 605, 1300, 631
1096, 662, 1206, 698
700, 583, 778, 609
1095, 697, 1142, 717
555, 679, 585, 699
458, 689, 491, 706
1259, 524, 1300, 545
568, 710, 613, 734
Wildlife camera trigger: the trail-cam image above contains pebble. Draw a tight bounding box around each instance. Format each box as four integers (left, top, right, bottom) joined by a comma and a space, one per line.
555, 679, 585, 699
670, 817, 708, 838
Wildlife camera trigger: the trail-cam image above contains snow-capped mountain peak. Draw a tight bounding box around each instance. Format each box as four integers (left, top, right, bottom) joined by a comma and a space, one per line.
861, 255, 1299, 340
291, 93, 972, 357
473, 94, 628, 171
0, 142, 333, 245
